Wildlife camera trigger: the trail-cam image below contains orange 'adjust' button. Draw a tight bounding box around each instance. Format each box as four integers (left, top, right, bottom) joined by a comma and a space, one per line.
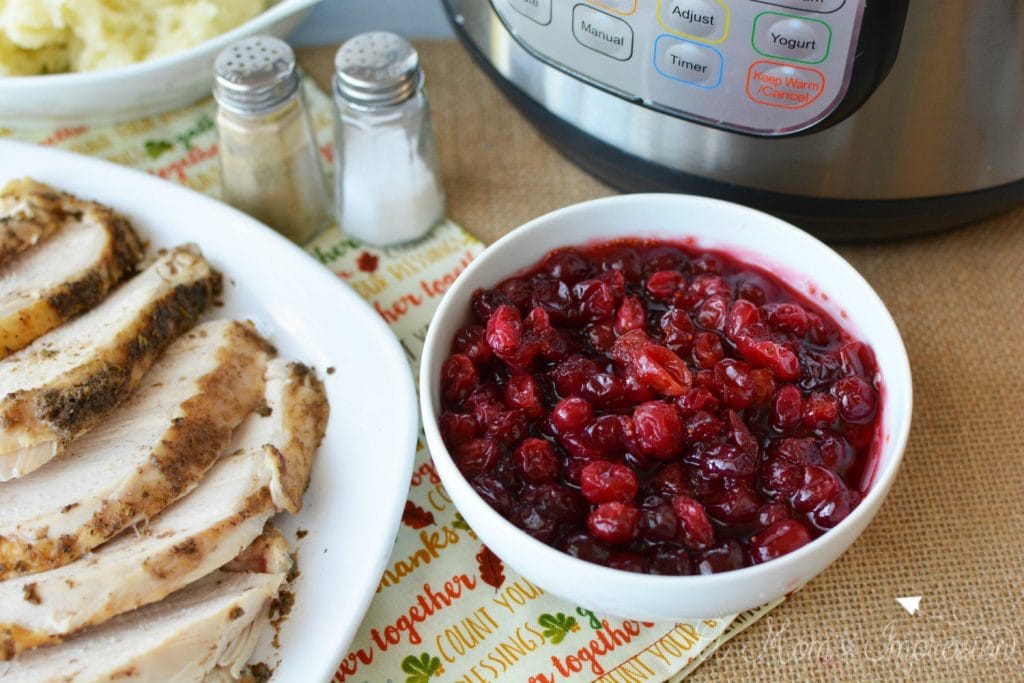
746, 60, 825, 109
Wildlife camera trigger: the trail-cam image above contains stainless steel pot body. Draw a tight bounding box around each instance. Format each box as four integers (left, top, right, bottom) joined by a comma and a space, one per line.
446, 1, 1023, 204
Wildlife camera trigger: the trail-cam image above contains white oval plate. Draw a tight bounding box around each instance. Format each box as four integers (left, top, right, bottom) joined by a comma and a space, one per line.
0, 0, 320, 126
0, 139, 418, 682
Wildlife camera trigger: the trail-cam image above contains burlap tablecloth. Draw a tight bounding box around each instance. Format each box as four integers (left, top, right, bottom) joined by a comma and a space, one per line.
299, 42, 1024, 681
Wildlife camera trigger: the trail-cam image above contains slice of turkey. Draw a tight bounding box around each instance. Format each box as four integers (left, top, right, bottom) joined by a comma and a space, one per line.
0, 530, 291, 683
0, 178, 144, 359
204, 527, 293, 683
0, 359, 327, 658
0, 320, 273, 580
0, 244, 221, 481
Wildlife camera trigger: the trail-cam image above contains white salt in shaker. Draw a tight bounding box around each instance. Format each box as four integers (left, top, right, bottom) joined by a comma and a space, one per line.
332, 32, 445, 246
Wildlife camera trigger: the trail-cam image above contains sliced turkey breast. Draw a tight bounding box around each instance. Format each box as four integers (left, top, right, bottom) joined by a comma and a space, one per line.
0, 244, 220, 481
205, 527, 293, 683
0, 320, 273, 580
0, 178, 144, 359
0, 359, 327, 658
0, 531, 291, 683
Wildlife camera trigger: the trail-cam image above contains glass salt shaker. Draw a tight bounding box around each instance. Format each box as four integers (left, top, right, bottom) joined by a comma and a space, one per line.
213, 36, 331, 244
332, 32, 445, 246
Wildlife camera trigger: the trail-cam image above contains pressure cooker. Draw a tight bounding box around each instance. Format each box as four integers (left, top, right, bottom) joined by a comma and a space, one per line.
442, 0, 1024, 240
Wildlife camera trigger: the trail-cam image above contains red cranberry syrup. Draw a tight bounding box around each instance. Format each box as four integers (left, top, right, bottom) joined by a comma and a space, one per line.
438, 239, 881, 574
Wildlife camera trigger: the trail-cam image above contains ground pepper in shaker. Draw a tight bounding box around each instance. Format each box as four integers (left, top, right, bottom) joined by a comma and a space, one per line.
213, 36, 330, 244
333, 32, 445, 246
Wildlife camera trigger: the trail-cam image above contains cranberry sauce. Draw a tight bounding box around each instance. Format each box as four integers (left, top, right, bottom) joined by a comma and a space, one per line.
438, 238, 881, 574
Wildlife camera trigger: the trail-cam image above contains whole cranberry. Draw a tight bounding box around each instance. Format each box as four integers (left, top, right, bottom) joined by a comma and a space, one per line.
723, 299, 760, 342
660, 308, 696, 355
573, 279, 617, 323
704, 484, 760, 525
588, 502, 640, 545
681, 410, 725, 447
764, 302, 809, 337
470, 474, 514, 516
638, 501, 678, 541
770, 385, 804, 432
558, 432, 605, 462
611, 328, 654, 366
439, 411, 478, 448
755, 502, 791, 531
713, 358, 757, 409
549, 355, 601, 398
485, 304, 522, 357
808, 488, 862, 530
819, 434, 855, 478
615, 296, 647, 335
759, 456, 805, 500
692, 332, 725, 369
608, 552, 646, 573
792, 465, 844, 513
441, 354, 479, 404
486, 410, 529, 447
630, 401, 684, 460
735, 337, 801, 382
580, 461, 639, 504
598, 245, 643, 281
700, 444, 757, 481
542, 249, 589, 284
581, 372, 627, 408
697, 539, 745, 575
452, 324, 493, 365
671, 495, 715, 550
454, 437, 499, 477
803, 391, 839, 429
646, 270, 686, 300
550, 396, 594, 434
749, 519, 813, 564
833, 376, 877, 423
513, 438, 560, 484
584, 415, 626, 457
647, 547, 694, 575
561, 532, 611, 565
504, 374, 543, 418
771, 437, 823, 466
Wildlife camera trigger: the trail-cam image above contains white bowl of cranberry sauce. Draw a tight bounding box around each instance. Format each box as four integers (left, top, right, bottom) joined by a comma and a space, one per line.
420, 194, 912, 620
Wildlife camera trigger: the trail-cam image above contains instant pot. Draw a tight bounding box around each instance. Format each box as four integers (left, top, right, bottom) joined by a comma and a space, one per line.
442, 0, 1024, 240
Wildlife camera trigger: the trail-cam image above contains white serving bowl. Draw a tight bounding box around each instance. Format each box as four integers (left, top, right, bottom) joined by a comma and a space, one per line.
0, 0, 320, 126
420, 194, 913, 621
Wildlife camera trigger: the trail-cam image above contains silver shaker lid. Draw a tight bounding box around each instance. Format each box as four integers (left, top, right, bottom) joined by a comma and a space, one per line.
333, 32, 422, 107
213, 36, 300, 115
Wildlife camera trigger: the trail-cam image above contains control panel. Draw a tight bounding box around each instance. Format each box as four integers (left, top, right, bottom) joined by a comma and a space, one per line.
491, 0, 868, 135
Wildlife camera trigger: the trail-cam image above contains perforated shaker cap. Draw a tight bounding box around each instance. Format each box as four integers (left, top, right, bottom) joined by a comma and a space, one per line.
333, 32, 422, 107
213, 36, 300, 115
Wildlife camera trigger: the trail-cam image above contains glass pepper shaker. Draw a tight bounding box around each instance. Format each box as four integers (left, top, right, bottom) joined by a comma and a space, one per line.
213, 36, 331, 244
332, 32, 446, 246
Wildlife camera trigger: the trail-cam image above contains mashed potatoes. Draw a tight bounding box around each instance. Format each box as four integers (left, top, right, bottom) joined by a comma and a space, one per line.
0, 0, 267, 76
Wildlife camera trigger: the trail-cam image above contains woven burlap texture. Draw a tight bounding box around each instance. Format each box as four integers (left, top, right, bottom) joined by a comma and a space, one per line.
300, 42, 1024, 681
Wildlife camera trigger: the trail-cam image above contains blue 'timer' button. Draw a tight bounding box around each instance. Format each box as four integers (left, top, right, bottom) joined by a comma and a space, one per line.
653, 35, 723, 89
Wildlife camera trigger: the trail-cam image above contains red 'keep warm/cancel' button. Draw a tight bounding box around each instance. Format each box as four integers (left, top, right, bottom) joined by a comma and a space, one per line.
746, 60, 825, 109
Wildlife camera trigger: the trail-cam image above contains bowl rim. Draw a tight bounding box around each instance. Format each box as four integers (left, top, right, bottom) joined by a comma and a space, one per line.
420, 192, 913, 589
0, 0, 320, 90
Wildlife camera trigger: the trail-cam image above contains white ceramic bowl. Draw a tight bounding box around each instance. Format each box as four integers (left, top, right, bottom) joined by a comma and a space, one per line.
420, 194, 913, 621
0, 0, 320, 126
